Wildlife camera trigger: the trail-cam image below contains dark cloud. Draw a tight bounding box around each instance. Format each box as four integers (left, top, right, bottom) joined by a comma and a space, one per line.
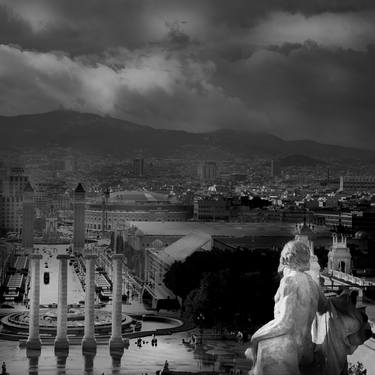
0, 42, 373, 148
0, 0, 374, 149
1, 0, 375, 54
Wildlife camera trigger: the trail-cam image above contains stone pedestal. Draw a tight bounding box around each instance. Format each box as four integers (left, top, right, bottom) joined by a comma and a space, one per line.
109, 254, 124, 353
55, 351, 68, 375
55, 255, 70, 352
26, 348, 41, 375
111, 353, 122, 375
83, 353, 95, 375
26, 253, 43, 350
82, 254, 97, 353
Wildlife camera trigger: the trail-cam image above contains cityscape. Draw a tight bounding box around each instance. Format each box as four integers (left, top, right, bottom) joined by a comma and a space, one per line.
1, 1, 375, 375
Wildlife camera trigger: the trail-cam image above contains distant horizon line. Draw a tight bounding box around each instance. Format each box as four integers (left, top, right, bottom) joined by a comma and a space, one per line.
0, 108, 373, 153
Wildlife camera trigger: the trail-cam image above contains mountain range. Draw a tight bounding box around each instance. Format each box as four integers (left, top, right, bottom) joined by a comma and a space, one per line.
0, 110, 373, 161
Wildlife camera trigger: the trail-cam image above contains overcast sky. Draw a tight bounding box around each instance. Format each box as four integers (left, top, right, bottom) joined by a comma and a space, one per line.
0, 0, 374, 149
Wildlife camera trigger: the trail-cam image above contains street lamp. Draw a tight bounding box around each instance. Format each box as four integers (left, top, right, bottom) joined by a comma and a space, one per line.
196, 312, 205, 344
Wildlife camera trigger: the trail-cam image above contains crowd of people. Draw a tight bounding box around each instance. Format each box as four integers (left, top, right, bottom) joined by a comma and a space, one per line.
135, 333, 158, 348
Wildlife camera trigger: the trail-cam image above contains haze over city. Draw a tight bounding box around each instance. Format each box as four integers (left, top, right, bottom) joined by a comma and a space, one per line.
0, 0, 374, 149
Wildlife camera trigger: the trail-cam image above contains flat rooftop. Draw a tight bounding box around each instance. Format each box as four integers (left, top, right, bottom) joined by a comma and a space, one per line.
128, 221, 331, 238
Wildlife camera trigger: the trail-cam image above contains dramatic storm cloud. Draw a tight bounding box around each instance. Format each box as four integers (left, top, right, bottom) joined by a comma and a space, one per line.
0, 0, 374, 148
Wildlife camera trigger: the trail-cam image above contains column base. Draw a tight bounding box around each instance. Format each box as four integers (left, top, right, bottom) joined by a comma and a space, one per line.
109, 336, 125, 353
54, 338, 69, 352
26, 337, 41, 351
82, 337, 97, 353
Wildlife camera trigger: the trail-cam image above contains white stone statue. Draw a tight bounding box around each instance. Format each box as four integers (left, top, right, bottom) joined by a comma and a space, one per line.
246, 240, 326, 375
245, 240, 372, 375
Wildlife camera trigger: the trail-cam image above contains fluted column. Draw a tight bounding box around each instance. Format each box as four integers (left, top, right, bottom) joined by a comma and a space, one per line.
55, 254, 69, 352
109, 254, 124, 352
26, 253, 43, 350
82, 254, 97, 353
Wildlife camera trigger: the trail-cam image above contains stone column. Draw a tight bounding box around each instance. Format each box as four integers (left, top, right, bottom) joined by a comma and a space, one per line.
82, 254, 97, 353
55, 254, 70, 352
26, 253, 43, 350
109, 254, 124, 352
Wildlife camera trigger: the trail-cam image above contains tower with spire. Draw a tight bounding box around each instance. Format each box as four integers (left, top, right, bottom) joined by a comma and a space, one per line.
328, 231, 351, 274
327, 214, 351, 274
22, 182, 35, 254
73, 183, 86, 254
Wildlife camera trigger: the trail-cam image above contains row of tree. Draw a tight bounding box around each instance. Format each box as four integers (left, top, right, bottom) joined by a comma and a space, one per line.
164, 248, 281, 332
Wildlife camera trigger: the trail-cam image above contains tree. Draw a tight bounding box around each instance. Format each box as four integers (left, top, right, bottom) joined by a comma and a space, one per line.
166, 248, 280, 330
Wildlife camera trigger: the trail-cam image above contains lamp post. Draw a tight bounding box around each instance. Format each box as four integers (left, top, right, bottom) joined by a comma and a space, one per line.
196, 313, 205, 345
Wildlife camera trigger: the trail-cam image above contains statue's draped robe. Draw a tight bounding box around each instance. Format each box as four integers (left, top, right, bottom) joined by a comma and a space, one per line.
312, 291, 372, 375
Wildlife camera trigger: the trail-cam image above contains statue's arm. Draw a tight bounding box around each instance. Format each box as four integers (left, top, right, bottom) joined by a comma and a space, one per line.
251, 276, 298, 343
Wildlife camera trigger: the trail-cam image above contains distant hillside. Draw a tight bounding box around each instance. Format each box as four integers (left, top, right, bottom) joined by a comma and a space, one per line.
0, 110, 373, 160
279, 154, 327, 167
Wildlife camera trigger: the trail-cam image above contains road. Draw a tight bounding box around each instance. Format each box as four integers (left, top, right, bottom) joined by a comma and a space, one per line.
34, 244, 85, 305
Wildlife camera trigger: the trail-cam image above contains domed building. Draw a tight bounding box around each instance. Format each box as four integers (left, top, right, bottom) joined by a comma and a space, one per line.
151, 239, 165, 251
85, 190, 192, 232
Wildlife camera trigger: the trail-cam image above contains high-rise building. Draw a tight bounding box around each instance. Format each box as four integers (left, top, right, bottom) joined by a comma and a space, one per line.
0, 167, 29, 234
270, 160, 281, 178
73, 183, 86, 254
133, 158, 144, 177
197, 161, 217, 181
22, 182, 35, 252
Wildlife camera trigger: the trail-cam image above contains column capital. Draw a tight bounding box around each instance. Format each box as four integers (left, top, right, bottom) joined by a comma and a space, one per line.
29, 254, 43, 260
57, 254, 70, 260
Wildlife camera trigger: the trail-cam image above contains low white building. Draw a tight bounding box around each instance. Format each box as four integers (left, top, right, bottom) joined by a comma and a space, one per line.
143, 231, 212, 309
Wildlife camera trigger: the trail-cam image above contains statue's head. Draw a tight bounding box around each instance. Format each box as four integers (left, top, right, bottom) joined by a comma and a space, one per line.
278, 240, 311, 273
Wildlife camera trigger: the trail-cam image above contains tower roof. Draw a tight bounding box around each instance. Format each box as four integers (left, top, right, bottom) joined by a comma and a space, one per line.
24, 181, 34, 193
75, 183, 85, 193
